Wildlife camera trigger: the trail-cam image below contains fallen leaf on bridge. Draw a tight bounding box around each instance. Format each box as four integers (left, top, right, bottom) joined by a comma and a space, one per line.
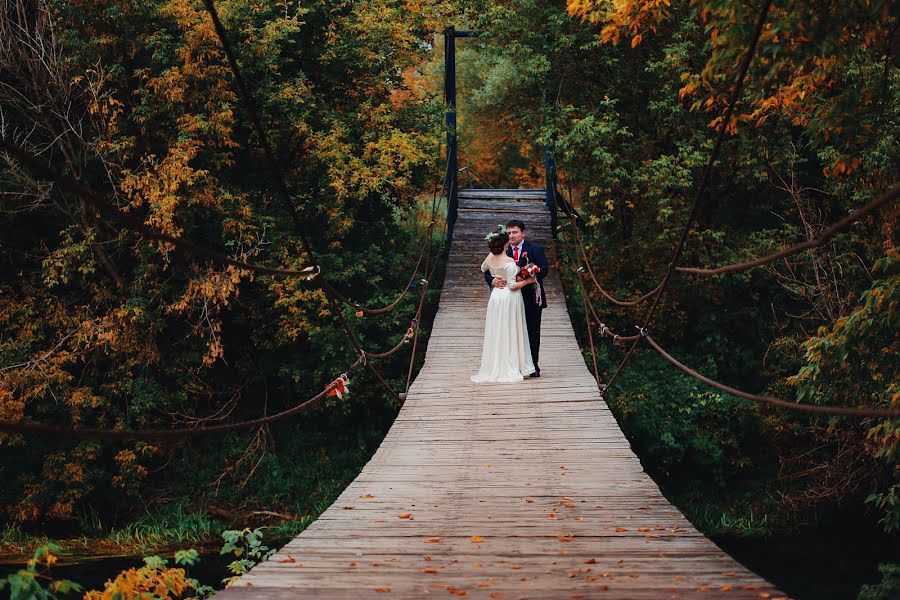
375, 587, 391, 593
447, 587, 468, 596
277, 555, 297, 563
615, 527, 629, 532
470, 535, 485, 543
424, 537, 442, 543
398, 513, 412, 519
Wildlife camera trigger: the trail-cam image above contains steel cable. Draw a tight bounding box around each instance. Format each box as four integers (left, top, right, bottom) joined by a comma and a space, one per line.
645, 336, 900, 418
603, 0, 774, 393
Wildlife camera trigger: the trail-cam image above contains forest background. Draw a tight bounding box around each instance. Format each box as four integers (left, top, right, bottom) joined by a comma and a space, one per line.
0, 0, 897, 598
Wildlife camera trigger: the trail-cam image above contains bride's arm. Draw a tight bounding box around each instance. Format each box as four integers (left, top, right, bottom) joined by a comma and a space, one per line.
507, 264, 535, 290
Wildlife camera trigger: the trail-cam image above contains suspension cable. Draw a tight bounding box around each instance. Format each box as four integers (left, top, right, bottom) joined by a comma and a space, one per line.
676, 184, 899, 275
603, 0, 774, 393
0, 356, 365, 440
645, 336, 900, 418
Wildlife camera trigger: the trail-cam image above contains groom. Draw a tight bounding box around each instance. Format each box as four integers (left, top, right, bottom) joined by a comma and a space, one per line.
484, 219, 549, 377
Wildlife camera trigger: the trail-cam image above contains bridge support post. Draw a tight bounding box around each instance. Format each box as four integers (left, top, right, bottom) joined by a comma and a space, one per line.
444, 27, 474, 244
444, 26, 458, 242
544, 144, 559, 236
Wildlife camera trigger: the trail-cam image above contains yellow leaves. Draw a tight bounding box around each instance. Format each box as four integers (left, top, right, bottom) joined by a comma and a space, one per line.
470, 535, 485, 543
84, 560, 194, 598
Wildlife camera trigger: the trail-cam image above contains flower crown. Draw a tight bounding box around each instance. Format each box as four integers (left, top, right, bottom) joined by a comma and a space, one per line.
484, 224, 508, 241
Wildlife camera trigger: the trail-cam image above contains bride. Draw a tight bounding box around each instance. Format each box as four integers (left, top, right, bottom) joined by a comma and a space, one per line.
470, 225, 537, 383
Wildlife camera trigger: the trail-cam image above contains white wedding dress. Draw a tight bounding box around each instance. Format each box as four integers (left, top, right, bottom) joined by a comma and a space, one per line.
470, 257, 536, 383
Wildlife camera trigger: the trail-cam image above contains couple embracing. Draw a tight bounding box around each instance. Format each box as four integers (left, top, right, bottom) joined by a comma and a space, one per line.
470, 219, 549, 383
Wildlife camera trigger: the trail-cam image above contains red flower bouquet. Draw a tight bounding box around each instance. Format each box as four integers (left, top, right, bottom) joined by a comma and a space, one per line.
519, 252, 541, 280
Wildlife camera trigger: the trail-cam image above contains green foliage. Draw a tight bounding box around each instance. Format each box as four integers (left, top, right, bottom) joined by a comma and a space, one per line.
604, 350, 765, 486
220, 528, 274, 587
0, 0, 447, 540
857, 564, 900, 600
0, 544, 82, 599
461, 0, 898, 551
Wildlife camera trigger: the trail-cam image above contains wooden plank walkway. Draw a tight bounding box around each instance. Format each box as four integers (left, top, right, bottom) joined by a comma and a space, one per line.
218, 190, 784, 599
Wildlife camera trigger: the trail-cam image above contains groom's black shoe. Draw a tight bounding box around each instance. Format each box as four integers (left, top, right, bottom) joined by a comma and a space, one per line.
529, 370, 541, 378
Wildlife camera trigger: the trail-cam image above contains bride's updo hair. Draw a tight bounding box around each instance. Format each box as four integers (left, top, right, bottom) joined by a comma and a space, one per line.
486, 227, 509, 255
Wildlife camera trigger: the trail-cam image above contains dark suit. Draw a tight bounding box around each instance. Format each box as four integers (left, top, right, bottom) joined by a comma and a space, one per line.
484, 240, 549, 371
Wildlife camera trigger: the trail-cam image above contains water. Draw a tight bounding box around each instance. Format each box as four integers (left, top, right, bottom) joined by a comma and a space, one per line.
4, 527, 897, 598
1, 550, 233, 593
714, 520, 900, 600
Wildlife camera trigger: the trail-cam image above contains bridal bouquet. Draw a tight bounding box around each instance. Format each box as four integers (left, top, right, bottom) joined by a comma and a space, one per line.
520, 252, 541, 280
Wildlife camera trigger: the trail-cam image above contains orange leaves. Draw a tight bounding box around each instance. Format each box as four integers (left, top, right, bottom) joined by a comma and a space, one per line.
558, 533, 576, 542
398, 513, 413, 519
423, 537, 442, 543
823, 157, 861, 178
470, 535, 485, 543
566, 0, 673, 46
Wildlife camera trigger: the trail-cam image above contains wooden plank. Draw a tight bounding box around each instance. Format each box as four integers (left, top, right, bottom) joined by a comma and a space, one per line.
215, 193, 784, 599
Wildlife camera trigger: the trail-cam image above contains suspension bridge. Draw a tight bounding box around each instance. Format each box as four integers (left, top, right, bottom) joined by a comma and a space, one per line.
2, 2, 896, 595
216, 189, 784, 598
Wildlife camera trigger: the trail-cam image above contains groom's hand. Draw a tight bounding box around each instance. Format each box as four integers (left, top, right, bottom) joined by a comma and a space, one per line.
492, 277, 507, 288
